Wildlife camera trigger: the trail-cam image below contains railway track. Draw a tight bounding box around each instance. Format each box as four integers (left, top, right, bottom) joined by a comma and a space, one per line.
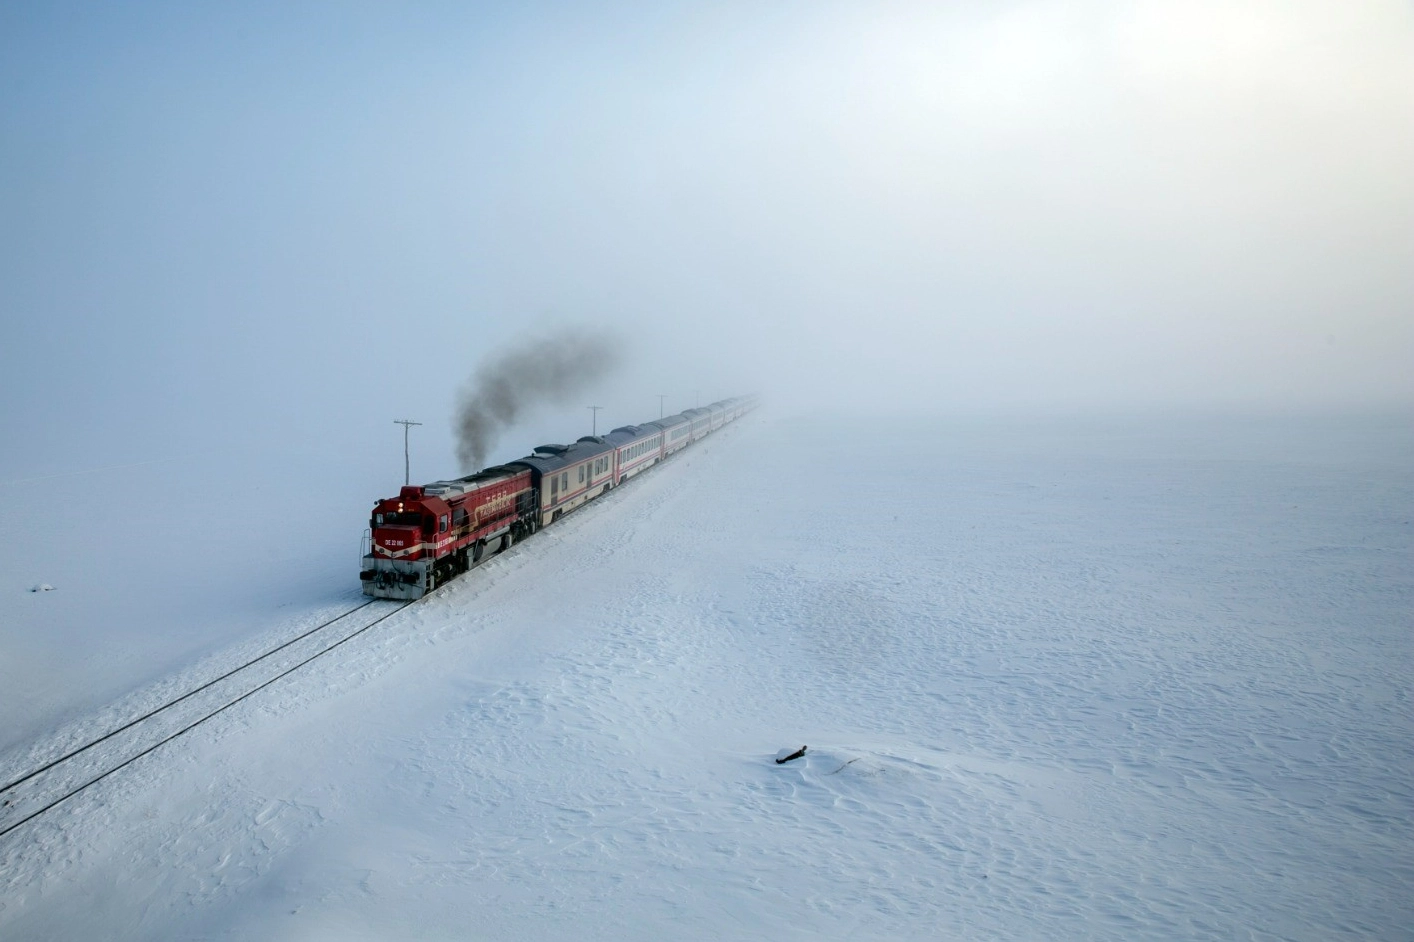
0, 598, 412, 841
0, 420, 751, 843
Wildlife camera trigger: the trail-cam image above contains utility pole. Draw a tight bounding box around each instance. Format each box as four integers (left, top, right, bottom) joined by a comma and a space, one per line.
393, 419, 421, 486
656, 395, 667, 419
587, 405, 603, 436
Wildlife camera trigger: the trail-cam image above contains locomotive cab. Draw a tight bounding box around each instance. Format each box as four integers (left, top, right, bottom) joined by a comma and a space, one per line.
362, 492, 448, 599
371, 508, 427, 548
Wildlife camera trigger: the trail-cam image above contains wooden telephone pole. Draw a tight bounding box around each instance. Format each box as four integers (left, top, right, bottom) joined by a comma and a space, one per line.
393, 419, 421, 485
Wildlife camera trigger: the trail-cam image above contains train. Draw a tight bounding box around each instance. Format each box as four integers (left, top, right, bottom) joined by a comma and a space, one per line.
359, 396, 757, 599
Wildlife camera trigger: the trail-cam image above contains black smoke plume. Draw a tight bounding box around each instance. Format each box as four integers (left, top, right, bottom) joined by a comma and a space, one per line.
454, 327, 624, 471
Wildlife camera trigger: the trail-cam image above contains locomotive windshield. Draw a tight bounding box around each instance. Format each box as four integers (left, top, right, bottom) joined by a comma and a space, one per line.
375, 511, 424, 527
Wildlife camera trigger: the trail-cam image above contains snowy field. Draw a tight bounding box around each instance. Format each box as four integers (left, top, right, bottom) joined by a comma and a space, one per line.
1, 412, 1411, 940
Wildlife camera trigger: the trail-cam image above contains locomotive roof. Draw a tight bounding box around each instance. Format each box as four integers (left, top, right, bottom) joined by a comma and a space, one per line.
419, 465, 527, 499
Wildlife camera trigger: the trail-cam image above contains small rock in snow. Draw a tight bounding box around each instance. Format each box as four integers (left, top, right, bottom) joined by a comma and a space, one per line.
775, 745, 807, 764
30, 583, 56, 592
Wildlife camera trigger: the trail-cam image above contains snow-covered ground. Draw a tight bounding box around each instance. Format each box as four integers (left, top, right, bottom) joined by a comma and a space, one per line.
2, 412, 1411, 940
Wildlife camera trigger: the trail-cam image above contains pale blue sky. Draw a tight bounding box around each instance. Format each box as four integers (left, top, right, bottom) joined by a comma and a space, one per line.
3, 1, 1412, 476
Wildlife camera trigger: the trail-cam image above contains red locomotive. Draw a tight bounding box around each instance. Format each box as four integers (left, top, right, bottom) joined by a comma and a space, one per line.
361, 466, 538, 599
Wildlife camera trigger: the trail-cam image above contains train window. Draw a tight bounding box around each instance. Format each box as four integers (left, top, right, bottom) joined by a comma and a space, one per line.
578, 465, 585, 483
561, 472, 568, 490
551, 476, 558, 497
439, 515, 449, 533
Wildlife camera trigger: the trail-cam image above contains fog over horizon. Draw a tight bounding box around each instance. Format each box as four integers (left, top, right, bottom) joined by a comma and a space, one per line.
2, 1, 1411, 476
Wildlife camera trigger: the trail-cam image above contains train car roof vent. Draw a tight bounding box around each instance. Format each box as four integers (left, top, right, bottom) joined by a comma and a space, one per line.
533, 444, 567, 456
577, 435, 605, 444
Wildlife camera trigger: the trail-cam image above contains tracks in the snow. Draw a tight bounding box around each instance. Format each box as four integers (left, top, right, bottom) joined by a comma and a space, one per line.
0, 598, 411, 841
0, 418, 755, 843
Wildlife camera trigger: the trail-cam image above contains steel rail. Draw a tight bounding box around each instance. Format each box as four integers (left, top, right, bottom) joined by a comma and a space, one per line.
0, 600, 380, 796
0, 600, 412, 840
